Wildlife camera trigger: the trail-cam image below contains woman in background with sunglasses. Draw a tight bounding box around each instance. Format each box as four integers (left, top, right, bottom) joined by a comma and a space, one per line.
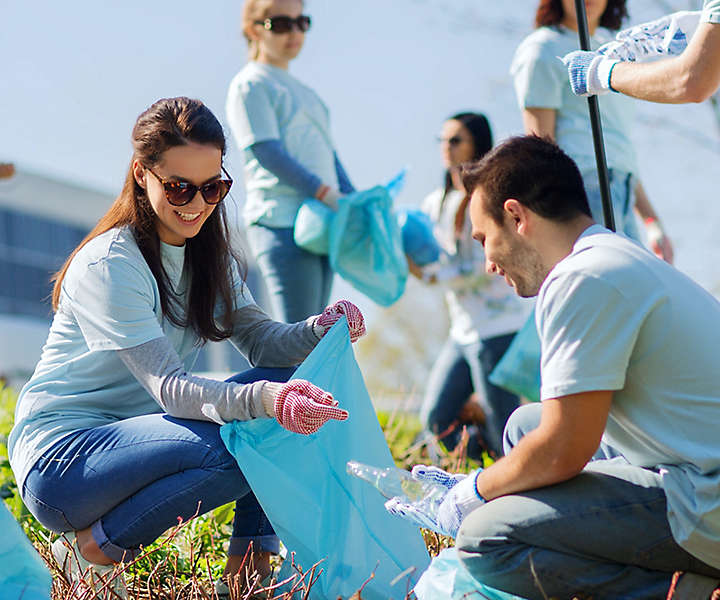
8, 96, 365, 598
226, 0, 355, 323
412, 113, 531, 461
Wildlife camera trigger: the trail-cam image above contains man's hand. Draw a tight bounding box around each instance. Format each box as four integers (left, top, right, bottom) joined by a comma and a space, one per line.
600, 11, 701, 63
384, 466, 484, 538
562, 51, 619, 97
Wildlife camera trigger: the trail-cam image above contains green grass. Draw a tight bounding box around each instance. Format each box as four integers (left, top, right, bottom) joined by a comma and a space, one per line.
0, 384, 482, 599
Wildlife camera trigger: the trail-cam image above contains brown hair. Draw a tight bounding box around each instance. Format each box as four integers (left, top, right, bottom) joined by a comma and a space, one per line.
52, 97, 246, 343
461, 135, 591, 225
242, 0, 279, 60
535, 0, 628, 31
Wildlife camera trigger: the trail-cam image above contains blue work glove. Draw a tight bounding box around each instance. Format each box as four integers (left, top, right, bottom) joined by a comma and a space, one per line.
601, 10, 701, 62
562, 50, 619, 96
385, 466, 485, 538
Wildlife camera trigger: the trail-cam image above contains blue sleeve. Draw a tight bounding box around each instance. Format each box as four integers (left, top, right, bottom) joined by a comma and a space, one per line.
250, 140, 322, 198
334, 153, 355, 194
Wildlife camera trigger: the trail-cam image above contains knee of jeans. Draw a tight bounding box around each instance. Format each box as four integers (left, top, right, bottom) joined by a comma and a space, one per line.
455, 502, 519, 586
502, 403, 541, 454
22, 485, 75, 533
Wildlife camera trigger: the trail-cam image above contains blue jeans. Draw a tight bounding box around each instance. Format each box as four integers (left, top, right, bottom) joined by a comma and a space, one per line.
419, 334, 520, 458
583, 168, 640, 241
247, 224, 333, 322
455, 404, 720, 600
22, 367, 295, 563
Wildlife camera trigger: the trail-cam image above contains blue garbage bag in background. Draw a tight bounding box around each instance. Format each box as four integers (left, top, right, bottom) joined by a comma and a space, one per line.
330, 187, 408, 306
293, 199, 333, 255
414, 548, 526, 600
395, 209, 440, 266
0, 503, 52, 600
489, 308, 542, 402
220, 319, 430, 600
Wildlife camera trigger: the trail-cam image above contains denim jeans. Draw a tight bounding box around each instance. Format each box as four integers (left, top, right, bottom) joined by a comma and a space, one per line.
22, 366, 295, 563
419, 333, 520, 458
247, 224, 333, 323
455, 404, 720, 600
583, 168, 641, 241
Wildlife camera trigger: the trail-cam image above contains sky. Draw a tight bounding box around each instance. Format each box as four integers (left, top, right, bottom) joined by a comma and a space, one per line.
2, 0, 719, 307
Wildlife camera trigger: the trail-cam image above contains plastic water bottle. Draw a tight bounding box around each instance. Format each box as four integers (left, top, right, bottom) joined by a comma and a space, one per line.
346, 461, 447, 507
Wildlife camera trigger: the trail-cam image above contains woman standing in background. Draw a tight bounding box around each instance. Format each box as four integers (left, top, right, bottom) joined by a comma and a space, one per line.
414, 112, 531, 460
226, 0, 355, 323
511, 0, 674, 261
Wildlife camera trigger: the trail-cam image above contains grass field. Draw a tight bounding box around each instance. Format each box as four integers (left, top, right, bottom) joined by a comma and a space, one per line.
0, 383, 484, 599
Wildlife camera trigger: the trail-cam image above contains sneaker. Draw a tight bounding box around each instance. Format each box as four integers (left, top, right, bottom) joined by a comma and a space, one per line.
667, 571, 720, 600
51, 532, 128, 599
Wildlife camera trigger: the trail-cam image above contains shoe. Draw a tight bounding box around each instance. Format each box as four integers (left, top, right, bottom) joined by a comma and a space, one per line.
51, 532, 128, 599
667, 571, 720, 600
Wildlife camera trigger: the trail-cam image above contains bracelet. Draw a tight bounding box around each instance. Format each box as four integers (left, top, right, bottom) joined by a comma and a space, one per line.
644, 216, 658, 225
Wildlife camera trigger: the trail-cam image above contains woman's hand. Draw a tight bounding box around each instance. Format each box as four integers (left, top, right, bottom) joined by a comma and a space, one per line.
262, 380, 348, 434
314, 300, 366, 342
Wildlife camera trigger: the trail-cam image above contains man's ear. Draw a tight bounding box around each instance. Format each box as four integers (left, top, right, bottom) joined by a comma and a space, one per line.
132, 160, 146, 189
503, 199, 530, 235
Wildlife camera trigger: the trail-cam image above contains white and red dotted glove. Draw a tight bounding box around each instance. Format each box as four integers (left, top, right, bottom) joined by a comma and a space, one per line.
313, 300, 366, 343
262, 380, 348, 435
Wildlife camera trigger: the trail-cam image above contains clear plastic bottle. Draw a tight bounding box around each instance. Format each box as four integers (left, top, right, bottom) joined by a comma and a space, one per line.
346, 461, 447, 508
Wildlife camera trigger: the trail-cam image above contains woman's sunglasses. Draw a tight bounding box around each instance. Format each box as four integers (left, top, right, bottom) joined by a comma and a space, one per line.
255, 15, 312, 34
145, 166, 233, 207
437, 135, 467, 147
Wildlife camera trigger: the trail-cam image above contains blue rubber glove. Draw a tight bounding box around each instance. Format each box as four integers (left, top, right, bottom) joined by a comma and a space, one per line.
562, 50, 619, 97
385, 466, 485, 538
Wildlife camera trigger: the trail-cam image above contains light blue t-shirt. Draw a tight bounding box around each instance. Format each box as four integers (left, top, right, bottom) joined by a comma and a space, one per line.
8, 226, 252, 489
703, 0, 720, 23
511, 26, 639, 175
226, 62, 339, 228
537, 224, 720, 568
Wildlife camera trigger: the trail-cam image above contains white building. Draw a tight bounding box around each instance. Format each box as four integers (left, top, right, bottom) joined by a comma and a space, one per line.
0, 164, 257, 387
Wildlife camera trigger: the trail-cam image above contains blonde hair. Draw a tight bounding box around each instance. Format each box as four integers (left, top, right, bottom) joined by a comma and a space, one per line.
242, 0, 277, 60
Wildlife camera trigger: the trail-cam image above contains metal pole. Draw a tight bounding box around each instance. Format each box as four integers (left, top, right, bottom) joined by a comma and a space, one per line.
574, 0, 616, 231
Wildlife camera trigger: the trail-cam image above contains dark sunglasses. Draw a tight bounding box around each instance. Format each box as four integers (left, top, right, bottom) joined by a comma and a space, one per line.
437, 135, 467, 147
255, 15, 311, 34
145, 166, 233, 207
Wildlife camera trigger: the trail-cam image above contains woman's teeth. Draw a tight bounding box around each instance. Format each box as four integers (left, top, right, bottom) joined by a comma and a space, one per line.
176, 211, 200, 222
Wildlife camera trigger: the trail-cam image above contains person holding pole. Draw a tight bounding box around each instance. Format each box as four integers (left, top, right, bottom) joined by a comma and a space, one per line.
563, 0, 720, 104
511, 0, 673, 260
386, 136, 720, 600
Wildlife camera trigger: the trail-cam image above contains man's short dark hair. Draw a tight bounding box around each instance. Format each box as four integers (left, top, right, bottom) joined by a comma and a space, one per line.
461, 135, 592, 225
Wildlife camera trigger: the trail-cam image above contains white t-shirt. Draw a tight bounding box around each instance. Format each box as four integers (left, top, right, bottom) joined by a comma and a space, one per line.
226, 62, 339, 228
9, 226, 253, 490
422, 189, 531, 345
537, 224, 720, 567
511, 26, 639, 175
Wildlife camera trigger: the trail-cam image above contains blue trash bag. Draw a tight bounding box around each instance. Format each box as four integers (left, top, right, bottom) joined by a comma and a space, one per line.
293, 199, 333, 255
395, 209, 440, 266
220, 318, 430, 600
489, 308, 542, 402
414, 547, 526, 600
329, 187, 408, 306
0, 503, 52, 600
293, 169, 407, 258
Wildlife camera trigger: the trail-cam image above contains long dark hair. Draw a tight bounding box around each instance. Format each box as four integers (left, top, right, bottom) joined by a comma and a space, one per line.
535, 0, 628, 31
442, 112, 493, 235
52, 97, 246, 343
